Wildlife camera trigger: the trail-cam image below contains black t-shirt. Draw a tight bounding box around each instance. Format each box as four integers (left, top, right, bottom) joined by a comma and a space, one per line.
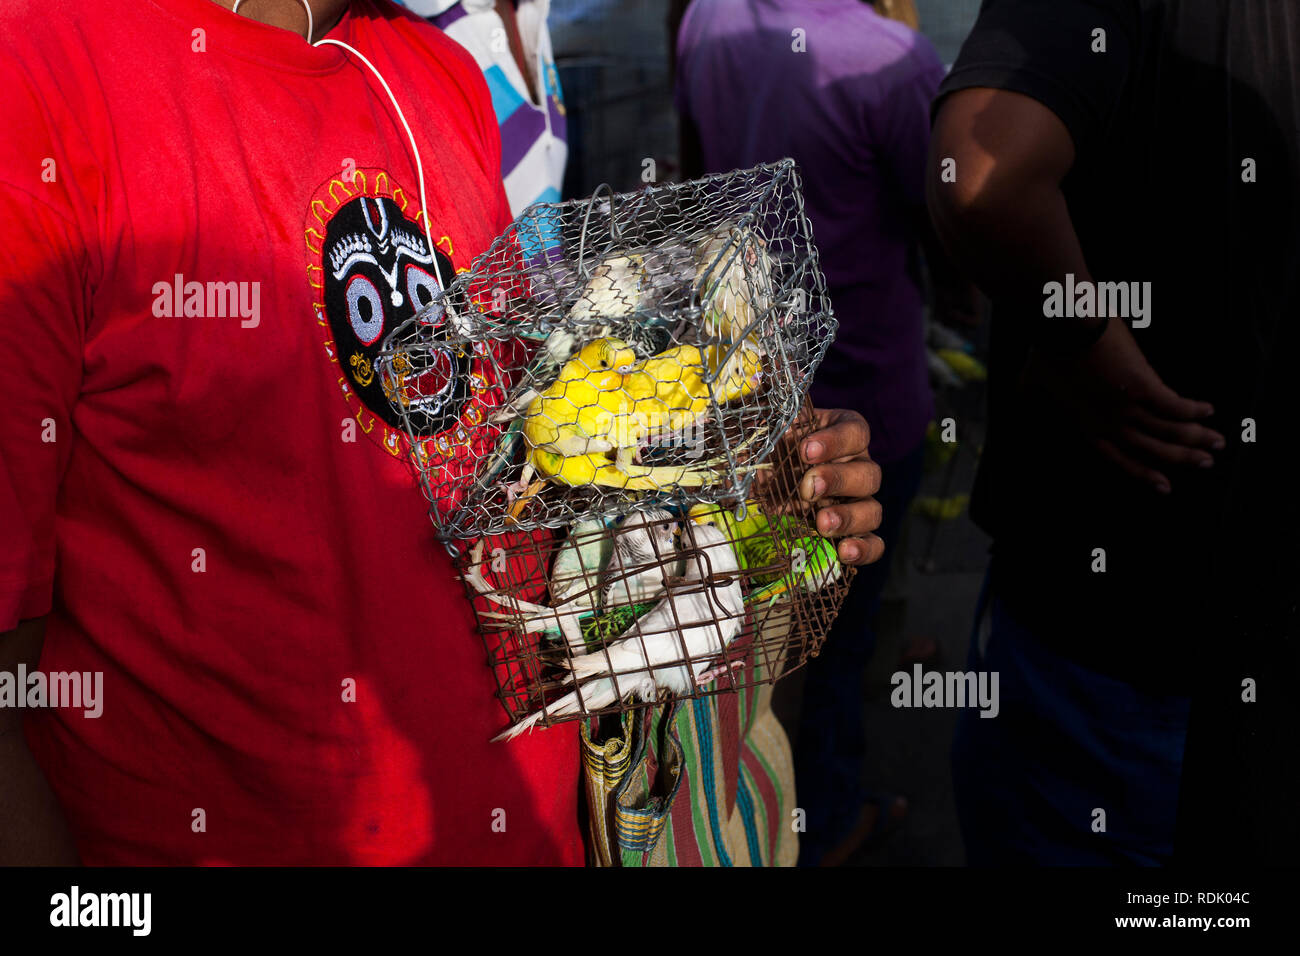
939, 0, 1300, 862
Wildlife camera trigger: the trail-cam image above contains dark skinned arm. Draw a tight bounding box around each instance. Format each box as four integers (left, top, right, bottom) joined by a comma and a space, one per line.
0, 616, 80, 864
927, 87, 1224, 492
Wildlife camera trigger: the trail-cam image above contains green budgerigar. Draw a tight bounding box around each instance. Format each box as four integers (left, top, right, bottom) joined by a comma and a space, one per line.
748, 532, 841, 605
688, 501, 841, 604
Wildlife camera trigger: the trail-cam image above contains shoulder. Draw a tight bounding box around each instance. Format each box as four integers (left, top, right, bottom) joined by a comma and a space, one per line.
0, 0, 93, 61
351, 0, 497, 132
350, 0, 504, 195
358, 0, 486, 80
851, 9, 944, 84
678, 0, 749, 47
0, 0, 103, 195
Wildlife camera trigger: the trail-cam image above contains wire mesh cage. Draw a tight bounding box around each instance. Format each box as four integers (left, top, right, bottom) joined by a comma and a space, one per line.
458, 400, 856, 738
377, 161, 854, 735
377, 159, 836, 541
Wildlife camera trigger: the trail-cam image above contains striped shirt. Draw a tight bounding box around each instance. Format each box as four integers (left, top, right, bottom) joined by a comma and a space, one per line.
396, 0, 568, 217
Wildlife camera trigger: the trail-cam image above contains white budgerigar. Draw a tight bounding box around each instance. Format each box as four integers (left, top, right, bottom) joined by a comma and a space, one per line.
464, 511, 676, 656
695, 225, 776, 344
460, 538, 594, 652
495, 521, 745, 741
600, 509, 682, 610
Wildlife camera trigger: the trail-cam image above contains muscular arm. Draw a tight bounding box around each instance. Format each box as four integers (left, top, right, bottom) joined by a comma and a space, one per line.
0, 617, 79, 865
927, 86, 1222, 490
927, 87, 1102, 343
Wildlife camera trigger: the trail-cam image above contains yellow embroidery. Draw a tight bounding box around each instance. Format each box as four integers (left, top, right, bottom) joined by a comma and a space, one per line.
349, 353, 375, 387
327, 178, 354, 206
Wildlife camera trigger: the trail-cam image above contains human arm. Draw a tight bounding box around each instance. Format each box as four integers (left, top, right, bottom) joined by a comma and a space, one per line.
0, 617, 80, 865
927, 63, 1223, 490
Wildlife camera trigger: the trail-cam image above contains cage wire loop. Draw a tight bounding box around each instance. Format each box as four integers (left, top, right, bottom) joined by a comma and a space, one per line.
386, 160, 855, 733
577, 182, 616, 280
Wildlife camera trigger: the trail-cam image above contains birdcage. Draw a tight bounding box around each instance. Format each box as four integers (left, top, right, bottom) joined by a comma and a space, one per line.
377, 161, 854, 735
458, 400, 855, 737
377, 159, 836, 541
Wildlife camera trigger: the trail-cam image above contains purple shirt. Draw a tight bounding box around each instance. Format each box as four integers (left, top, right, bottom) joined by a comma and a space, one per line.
676, 0, 942, 463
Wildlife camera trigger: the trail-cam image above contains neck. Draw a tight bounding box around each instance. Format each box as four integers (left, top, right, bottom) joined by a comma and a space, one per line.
216, 0, 350, 43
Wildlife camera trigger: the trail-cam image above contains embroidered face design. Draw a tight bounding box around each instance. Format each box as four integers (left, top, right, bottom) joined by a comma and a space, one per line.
321, 194, 468, 436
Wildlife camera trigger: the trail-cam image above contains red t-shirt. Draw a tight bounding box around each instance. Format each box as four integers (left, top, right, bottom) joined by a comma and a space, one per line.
0, 0, 581, 865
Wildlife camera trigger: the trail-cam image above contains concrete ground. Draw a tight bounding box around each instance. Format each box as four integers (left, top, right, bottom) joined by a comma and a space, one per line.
772, 372, 990, 867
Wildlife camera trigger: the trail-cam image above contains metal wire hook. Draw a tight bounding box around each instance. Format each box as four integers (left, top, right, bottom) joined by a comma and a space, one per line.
577, 183, 615, 281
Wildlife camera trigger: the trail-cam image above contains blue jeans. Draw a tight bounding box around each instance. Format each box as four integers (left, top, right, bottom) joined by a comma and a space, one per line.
952, 578, 1191, 865
794, 441, 925, 866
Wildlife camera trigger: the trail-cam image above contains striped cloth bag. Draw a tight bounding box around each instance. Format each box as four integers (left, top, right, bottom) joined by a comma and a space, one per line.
579, 615, 798, 867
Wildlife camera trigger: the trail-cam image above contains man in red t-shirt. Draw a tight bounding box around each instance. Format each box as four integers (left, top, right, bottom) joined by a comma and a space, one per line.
0, 0, 885, 865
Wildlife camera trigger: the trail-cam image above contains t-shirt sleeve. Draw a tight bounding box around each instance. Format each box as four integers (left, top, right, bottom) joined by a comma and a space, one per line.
0, 183, 87, 630
935, 0, 1139, 156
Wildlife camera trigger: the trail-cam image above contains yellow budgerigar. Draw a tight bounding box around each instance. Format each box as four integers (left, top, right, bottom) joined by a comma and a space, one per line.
504, 342, 767, 520
622, 341, 764, 441
508, 336, 713, 507
500, 225, 775, 519
520, 336, 639, 458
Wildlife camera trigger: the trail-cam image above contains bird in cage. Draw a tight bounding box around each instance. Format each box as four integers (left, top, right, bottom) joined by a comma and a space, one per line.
460, 538, 589, 651
686, 501, 773, 572
507, 336, 697, 500
600, 509, 683, 609
567, 251, 666, 320
541, 515, 617, 650
516, 336, 639, 459
492, 242, 694, 422
461, 510, 680, 654
492, 221, 770, 423
688, 502, 842, 605
494, 519, 746, 741
621, 340, 764, 440
695, 227, 777, 345
478, 215, 782, 520
748, 537, 841, 604
503, 340, 766, 512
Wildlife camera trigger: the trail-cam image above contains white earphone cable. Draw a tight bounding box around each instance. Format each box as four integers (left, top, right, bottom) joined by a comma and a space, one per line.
230, 0, 450, 295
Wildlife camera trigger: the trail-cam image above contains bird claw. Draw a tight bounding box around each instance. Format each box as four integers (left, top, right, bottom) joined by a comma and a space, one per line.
696, 660, 745, 686
504, 479, 545, 522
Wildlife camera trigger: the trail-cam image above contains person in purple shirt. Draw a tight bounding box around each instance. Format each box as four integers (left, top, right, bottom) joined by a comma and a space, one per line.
676, 0, 969, 864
